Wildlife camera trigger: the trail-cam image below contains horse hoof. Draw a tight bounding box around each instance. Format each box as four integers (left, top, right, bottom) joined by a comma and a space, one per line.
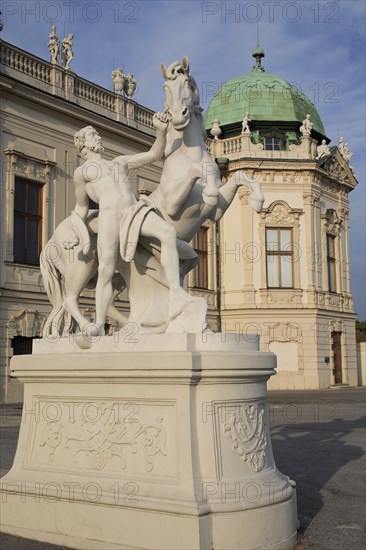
248, 193, 265, 213
74, 332, 93, 349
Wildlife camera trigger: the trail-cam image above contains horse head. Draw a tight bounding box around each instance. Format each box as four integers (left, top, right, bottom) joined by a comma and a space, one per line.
160, 56, 202, 130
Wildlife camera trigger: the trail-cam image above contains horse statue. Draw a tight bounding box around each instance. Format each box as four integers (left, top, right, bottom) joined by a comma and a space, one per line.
40, 57, 264, 338
149, 56, 264, 247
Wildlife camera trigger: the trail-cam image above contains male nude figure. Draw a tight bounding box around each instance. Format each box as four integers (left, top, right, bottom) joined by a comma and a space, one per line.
70, 113, 194, 336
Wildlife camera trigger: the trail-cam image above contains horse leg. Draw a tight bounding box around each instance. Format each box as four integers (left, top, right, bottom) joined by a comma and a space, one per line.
107, 302, 128, 325
63, 277, 91, 332
211, 170, 264, 222
202, 157, 220, 206
157, 160, 203, 218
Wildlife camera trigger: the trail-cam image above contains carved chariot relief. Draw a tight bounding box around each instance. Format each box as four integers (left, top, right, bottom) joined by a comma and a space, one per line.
27, 399, 171, 475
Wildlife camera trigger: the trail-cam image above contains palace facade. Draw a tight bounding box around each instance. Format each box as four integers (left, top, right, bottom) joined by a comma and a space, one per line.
205, 46, 358, 390
0, 38, 358, 401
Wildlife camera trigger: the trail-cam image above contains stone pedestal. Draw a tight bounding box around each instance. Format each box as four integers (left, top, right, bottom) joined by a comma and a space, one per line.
0, 334, 298, 549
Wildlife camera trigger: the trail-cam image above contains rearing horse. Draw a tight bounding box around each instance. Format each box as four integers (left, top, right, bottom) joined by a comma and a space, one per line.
40, 57, 264, 338
149, 56, 264, 244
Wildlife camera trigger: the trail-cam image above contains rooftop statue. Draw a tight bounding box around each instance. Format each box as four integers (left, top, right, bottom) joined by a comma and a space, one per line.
125, 72, 137, 98
210, 119, 222, 140
241, 112, 251, 134
41, 57, 264, 342
316, 139, 330, 160
339, 136, 353, 163
62, 33, 74, 70
300, 114, 313, 135
48, 25, 60, 64
112, 68, 126, 94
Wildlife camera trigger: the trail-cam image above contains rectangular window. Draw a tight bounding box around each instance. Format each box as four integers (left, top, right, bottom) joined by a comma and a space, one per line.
192, 227, 209, 289
11, 336, 35, 355
327, 234, 336, 292
266, 228, 293, 288
263, 137, 281, 151
13, 177, 43, 265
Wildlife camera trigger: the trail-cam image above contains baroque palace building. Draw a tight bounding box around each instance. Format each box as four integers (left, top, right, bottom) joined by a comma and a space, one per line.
0, 36, 358, 401
205, 45, 358, 390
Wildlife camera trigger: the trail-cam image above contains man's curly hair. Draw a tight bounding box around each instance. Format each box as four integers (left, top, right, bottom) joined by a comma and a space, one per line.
74, 126, 96, 154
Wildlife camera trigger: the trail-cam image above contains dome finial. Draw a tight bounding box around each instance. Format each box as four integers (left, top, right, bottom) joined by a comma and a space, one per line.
252, 1, 265, 72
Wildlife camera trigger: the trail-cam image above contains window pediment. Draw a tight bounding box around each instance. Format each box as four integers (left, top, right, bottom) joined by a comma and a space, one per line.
262, 201, 302, 225
322, 208, 341, 234
318, 148, 357, 188
4, 147, 56, 183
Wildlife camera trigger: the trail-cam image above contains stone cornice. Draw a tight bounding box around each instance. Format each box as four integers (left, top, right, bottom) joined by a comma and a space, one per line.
1, 74, 156, 147
0, 40, 156, 139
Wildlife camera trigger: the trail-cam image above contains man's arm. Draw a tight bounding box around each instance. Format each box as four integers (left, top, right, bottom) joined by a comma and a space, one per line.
114, 112, 168, 171
64, 168, 89, 250
73, 168, 89, 221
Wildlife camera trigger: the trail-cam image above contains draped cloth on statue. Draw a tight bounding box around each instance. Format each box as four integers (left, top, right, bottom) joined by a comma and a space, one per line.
119, 197, 154, 262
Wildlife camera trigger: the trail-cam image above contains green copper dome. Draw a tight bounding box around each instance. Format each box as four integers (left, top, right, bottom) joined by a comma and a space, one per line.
205, 55, 327, 139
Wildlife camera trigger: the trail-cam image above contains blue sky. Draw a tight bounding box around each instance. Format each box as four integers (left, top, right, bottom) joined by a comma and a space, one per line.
2, 0, 365, 318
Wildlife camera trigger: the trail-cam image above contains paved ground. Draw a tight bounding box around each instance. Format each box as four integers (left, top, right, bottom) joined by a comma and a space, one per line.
0, 387, 365, 550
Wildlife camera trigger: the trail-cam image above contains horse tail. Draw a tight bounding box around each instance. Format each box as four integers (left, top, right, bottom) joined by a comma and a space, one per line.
40, 242, 65, 338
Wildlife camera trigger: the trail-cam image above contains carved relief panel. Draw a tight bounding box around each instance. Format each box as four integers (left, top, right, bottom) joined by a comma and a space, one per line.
24, 397, 177, 480
212, 400, 272, 482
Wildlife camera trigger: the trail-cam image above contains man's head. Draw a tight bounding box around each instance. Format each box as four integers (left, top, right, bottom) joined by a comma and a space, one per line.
74, 126, 104, 159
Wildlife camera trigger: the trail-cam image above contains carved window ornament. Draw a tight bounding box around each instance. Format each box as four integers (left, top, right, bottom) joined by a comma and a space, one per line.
261, 201, 302, 226
321, 208, 341, 235
7, 309, 46, 338
4, 148, 56, 184
329, 319, 343, 333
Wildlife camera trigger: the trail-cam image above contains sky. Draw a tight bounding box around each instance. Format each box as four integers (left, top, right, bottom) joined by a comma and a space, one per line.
1, 0, 365, 318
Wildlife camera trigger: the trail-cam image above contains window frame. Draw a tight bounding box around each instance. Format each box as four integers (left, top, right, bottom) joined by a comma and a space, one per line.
327, 233, 337, 293
13, 177, 43, 265
263, 136, 282, 151
265, 227, 294, 289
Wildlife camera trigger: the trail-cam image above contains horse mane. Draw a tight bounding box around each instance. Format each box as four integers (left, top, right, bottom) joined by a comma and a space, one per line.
186, 74, 206, 139
164, 61, 207, 140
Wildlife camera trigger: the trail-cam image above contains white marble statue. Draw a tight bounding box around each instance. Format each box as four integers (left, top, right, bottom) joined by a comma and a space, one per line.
112, 68, 125, 94
62, 33, 74, 70
316, 139, 330, 160
241, 112, 251, 134
124, 72, 137, 98
48, 25, 60, 64
152, 57, 264, 231
210, 119, 222, 140
41, 114, 199, 338
339, 136, 353, 163
41, 57, 264, 339
300, 114, 313, 135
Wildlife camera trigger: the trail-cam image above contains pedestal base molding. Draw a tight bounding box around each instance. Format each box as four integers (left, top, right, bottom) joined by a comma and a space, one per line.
0, 334, 298, 550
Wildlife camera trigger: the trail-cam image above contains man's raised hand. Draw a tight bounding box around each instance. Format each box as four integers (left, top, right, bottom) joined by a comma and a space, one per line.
153, 112, 169, 131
